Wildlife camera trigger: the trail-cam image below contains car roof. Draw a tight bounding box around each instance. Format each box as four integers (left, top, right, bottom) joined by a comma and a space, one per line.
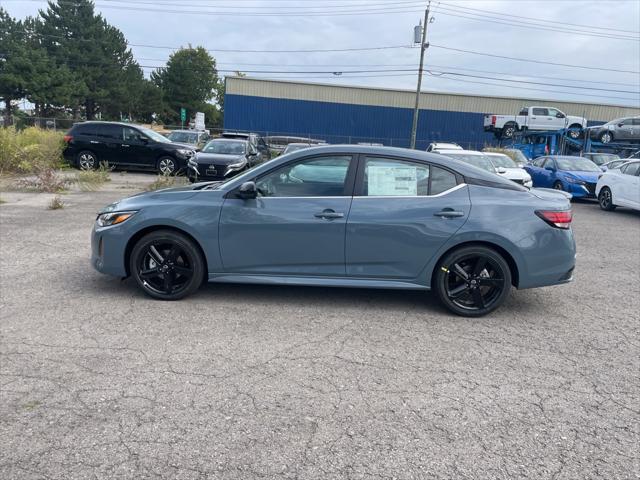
438, 149, 486, 156
209, 137, 248, 143
278, 145, 516, 185
483, 152, 510, 157
170, 129, 201, 133
430, 142, 461, 148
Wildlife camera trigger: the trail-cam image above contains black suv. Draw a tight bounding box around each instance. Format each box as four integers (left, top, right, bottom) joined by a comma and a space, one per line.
63, 121, 196, 174
220, 131, 271, 160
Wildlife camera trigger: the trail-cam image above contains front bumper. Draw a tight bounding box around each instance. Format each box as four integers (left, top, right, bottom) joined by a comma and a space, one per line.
186, 160, 246, 182
91, 223, 128, 277
564, 181, 597, 198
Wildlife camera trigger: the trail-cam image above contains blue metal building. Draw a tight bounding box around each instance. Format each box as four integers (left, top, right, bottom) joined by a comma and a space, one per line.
224, 77, 639, 150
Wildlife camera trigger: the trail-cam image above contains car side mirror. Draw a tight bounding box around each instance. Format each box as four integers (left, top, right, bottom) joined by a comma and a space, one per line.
617, 123, 624, 127
556, 113, 564, 118
237, 181, 257, 199
140, 136, 149, 144
496, 167, 507, 174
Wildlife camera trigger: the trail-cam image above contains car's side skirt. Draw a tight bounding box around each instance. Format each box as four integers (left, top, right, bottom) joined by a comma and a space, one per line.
208, 273, 429, 290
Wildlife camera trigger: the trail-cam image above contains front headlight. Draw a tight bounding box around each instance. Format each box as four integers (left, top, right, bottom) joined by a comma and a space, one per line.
564, 177, 584, 185
177, 148, 195, 157
227, 159, 247, 170
96, 211, 137, 227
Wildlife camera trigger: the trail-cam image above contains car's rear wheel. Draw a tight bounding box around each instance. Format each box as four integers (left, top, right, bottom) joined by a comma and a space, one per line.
599, 131, 613, 144
434, 246, 512, 317
77, 150, 97, 170
567, 124, 582, 139
157, 156, 177, 176
598, 187, 616, 211
501, 123, 517, 139
130, 230, 204, 300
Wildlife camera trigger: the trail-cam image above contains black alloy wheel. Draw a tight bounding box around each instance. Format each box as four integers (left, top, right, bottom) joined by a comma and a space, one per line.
435, 246, 512, 317
157, 156, 177, 176
598, 187, 616, 211
553, 181, 564, 191
567, 127, 581, 140
130, 230, 204, 300
77, 150, 97, 170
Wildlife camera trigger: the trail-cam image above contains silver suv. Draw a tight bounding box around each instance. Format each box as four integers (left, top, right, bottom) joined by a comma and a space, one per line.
588, 116, 640, 144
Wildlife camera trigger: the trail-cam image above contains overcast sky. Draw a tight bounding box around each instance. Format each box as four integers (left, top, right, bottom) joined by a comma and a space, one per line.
4, 0, 640, 107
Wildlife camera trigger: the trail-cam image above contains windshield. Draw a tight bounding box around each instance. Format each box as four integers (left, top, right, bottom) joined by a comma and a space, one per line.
556, 157, 601, 172
444, 153, 496, 172
506, 149, 528, 166
283, 144, 310, 154
138, 127, 171, 143
168, 131, 199, 144
585, 154, 619, 165
605, 118, 623, 126
203, 140, 247, 155
487, 154, 516, 168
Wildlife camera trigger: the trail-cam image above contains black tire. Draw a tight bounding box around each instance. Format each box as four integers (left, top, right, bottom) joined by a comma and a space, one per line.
599, 131, 613, 144
434, 245, 512, 317
567, 124, 582, 140
157, 156, 177, 176
76, 150, 98, 170
598, 187, 616, 211
501, 123, 517, 139
553, 181, 564, 191
130, 230, 204, 300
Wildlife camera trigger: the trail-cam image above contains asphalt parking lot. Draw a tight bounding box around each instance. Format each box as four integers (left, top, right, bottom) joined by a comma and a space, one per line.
1, 173, 638, 479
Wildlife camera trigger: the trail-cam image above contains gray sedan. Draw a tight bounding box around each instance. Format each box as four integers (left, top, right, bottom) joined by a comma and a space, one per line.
91, 145, 576, 317
589, 116, 640, 143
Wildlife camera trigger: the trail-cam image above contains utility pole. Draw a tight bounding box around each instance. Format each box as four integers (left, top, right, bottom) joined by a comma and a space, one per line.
410, 2, 431, 149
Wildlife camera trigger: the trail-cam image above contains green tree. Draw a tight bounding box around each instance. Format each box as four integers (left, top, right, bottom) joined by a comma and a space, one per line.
0, 8, 27, 125
37, 0, 143, 119
151, 46, 219, 125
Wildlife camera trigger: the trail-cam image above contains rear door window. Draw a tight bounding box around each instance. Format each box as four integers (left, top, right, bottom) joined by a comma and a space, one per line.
532, 108, 549, 116
96, 124, 123, 141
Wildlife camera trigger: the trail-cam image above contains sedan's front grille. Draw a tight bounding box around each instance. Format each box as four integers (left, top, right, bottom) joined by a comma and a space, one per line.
512, 179, 524, 185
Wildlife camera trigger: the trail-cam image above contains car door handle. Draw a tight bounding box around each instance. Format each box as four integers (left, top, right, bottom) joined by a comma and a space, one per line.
434, 209, 465, 218
90, 140, 101, 144
122, 144, 130, 147
314, 210, 344, 220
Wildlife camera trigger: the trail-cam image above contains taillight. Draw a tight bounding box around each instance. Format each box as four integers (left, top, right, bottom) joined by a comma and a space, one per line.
491, 115, 496, 125
63, 135, 73, 143
535, 210, 572, 229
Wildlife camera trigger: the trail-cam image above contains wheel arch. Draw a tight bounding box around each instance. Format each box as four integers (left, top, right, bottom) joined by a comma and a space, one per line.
124, 225, 209, 279
431, 240, 520, 289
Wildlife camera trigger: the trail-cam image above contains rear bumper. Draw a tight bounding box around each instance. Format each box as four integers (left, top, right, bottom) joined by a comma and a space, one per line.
517, 228, 577, 289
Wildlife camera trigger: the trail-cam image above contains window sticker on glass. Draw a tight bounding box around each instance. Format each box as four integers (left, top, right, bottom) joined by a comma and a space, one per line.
368, 165, 418, 196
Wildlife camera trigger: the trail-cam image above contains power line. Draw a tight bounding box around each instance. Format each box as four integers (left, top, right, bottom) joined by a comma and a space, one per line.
429, 44, 640, 74
431, 6, 639, 41
438, 1, 640, 34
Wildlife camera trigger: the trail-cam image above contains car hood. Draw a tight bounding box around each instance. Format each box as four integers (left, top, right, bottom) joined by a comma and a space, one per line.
98, 182, 224, 213
195, 153, 246, 165
562, 170, 601, 183
498, 168, 531, 181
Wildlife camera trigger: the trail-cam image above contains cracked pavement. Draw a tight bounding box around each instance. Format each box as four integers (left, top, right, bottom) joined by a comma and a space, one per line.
1, 173, 639, 479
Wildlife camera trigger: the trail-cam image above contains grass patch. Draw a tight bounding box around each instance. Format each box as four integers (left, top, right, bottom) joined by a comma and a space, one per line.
14, 168, 69, 193
146, 174, 187, 191
75, 162, 112, 191
47, 195, 65, 210
0, 196, 6, 204
0, 127, 65, 175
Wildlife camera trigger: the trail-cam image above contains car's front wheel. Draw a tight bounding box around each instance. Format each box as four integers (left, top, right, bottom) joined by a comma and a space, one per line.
157, 156, 177, 175
598, 187, 616, 211
130, 230, 204, 300
567, 124, 582, 139
599, 131, 613, 144
434, 245, 512, 317
501, 123, 517, 139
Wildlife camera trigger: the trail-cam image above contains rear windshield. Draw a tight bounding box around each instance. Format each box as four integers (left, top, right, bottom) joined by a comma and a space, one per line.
443, 153, 496, 173
487, 154, 516, 168
168, 132, 199, 144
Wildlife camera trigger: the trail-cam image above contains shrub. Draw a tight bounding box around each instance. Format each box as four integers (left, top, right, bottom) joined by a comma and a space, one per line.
0, 127, 65, 175
47, 195, 65, 210
14, 168, 69, 193
146, 174, 187, 191
76, 162, 112, 191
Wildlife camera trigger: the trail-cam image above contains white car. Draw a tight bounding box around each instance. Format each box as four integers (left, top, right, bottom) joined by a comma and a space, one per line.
596, 160, 640, 211
426, 142, 463, 153
484, 152, 533, 188
438, 149, 533, 188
